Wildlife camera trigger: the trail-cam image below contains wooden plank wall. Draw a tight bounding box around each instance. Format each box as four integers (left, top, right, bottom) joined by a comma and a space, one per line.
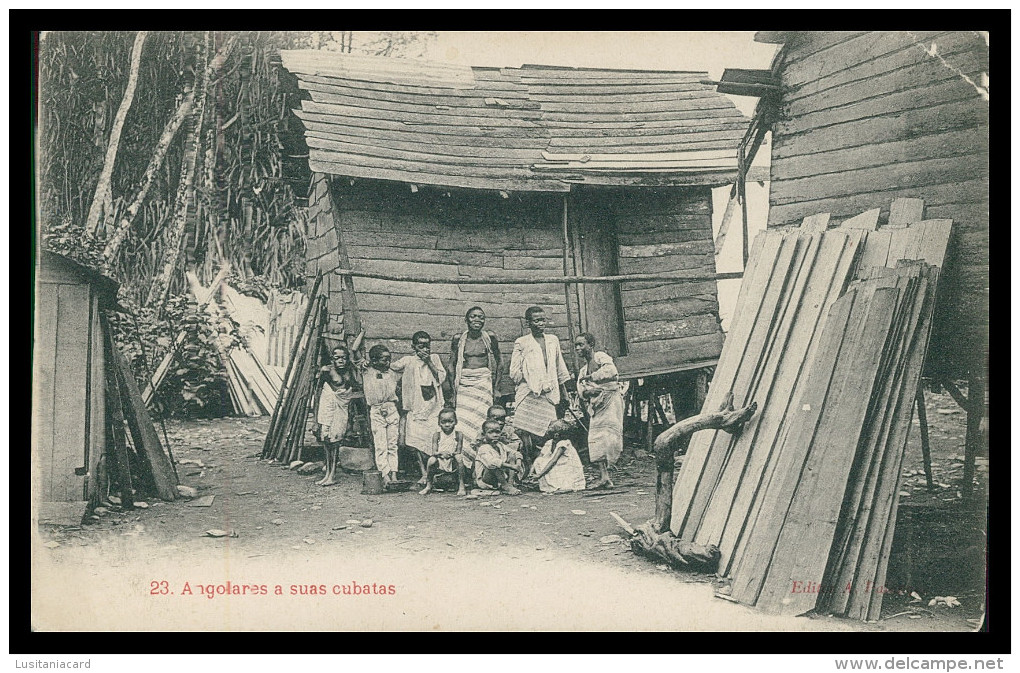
306, 174, 578, 396
614, 187, 725, 362
304, 174, 726, 385
768, 31, 989, 377
34, 260, 92, 503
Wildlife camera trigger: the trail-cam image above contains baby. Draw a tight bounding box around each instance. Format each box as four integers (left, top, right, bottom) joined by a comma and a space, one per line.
419, 409, 467, 496
473, 419, 524, 496
529, 419, 586, 493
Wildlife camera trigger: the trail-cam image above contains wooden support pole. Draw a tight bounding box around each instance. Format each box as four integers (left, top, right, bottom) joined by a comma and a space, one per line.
738, 145, 749, 269
939, 376, 969, 411
334, 269, 744, 285
962, 372, 985, 500
562, 195, 578, 372
915, 385, 935, 491
650, 392, 757, 533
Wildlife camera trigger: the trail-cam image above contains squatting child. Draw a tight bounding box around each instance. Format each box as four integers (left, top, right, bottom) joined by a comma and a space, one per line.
485, 405, 522, 455
473, 419, 524, 496
419, 409, 467, 496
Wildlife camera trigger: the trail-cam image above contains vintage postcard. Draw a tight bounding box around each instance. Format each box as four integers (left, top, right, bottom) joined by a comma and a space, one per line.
31, 29, 989, 633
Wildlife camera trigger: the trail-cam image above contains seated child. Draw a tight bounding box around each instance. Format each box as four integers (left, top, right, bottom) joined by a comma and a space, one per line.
419, 409, 467, 496
529, 419, 586, 493
473, 419, 524, 496
485, 405, 522, 455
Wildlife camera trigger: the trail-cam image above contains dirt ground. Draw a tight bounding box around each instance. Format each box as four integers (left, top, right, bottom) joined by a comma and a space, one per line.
31, 389, 985, 632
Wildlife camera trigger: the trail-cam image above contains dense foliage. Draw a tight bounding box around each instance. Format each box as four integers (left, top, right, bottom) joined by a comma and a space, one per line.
37, 30, 436, 416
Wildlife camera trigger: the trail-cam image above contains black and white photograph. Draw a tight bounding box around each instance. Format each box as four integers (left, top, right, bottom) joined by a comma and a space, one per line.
30, 28, 990, 635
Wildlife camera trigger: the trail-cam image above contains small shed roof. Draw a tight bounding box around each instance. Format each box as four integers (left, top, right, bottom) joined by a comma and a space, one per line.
38, 250, 120, 307
280, 51, 751, 192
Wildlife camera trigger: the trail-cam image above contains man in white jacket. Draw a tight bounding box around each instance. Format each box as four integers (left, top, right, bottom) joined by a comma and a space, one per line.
509, 306, 572, 472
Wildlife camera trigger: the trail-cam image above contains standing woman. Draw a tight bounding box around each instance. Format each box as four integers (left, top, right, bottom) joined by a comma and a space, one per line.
316, 345, 361, 486
449, 306, 501, 443
575, 333, 624, 489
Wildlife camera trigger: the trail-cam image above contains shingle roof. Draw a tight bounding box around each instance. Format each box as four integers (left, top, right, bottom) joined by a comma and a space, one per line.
280, 51, 750, 192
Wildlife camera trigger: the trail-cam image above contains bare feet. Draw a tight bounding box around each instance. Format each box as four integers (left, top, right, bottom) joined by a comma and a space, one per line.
590, 478, 615, 490
476, 479, 495, 490
319, 476, 338, 486
456, 487, 466, 496
418, 485, 432, 495
502, 485, 521, 496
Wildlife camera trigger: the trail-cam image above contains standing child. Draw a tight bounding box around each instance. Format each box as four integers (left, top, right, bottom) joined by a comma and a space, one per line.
529, 419, 586, 493
316, 345, 361, 487
419, 409, 466, 496
363, 344, 400, 486
473, 419, 524, 496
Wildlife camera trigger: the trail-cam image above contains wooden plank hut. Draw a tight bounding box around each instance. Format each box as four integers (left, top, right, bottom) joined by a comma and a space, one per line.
740, 30, 988, 383
278, 51, 754, 403
722, 30, 988, 488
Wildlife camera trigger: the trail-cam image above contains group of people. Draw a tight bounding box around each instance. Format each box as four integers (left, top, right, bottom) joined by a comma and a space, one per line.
315, 305, 626, 496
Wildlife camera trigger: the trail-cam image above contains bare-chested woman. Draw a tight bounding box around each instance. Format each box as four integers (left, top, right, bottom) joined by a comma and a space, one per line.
448, 306, 501, 444
316, 345, 361, 486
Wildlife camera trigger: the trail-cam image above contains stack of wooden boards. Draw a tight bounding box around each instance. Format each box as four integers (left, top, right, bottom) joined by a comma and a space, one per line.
669, 199, 952, 620
262, 273, 327, 464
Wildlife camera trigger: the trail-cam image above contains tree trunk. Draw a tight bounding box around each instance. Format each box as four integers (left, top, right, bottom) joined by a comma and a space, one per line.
145, 33, 238, 310
101, 88, 196, 265
85, 31, 147, 236
651, 392, 757, 533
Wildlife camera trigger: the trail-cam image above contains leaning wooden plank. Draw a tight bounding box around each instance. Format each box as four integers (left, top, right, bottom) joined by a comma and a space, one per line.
723, 230, 864, 575
229, 348, 274, 413
887, 198, 925, 227
912, 219, 954, 269
677, 235, 804, 539
822, 276, 919, 614
141, 331, 186, 405
263, 272, 323, 458
841, 208, 881, 231
714, 188, 739, 255
669, 232, 782, 535
103, 329, 135, 510
708, 231, 854, 563
283, 299, 327, 463
842, 274, 930, 619
856, 230, 892, 270
755, 286, 898, 616
694, 233, 818, 548
727, 289, 856, 606
800, 212, 830, 233
277, 296, 324, 463
860, 273, 937, 621
110, 336, 179, 500
865, 279, 936, 622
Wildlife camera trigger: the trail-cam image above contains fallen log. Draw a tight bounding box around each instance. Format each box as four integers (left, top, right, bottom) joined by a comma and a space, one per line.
651, 392, 757, 533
